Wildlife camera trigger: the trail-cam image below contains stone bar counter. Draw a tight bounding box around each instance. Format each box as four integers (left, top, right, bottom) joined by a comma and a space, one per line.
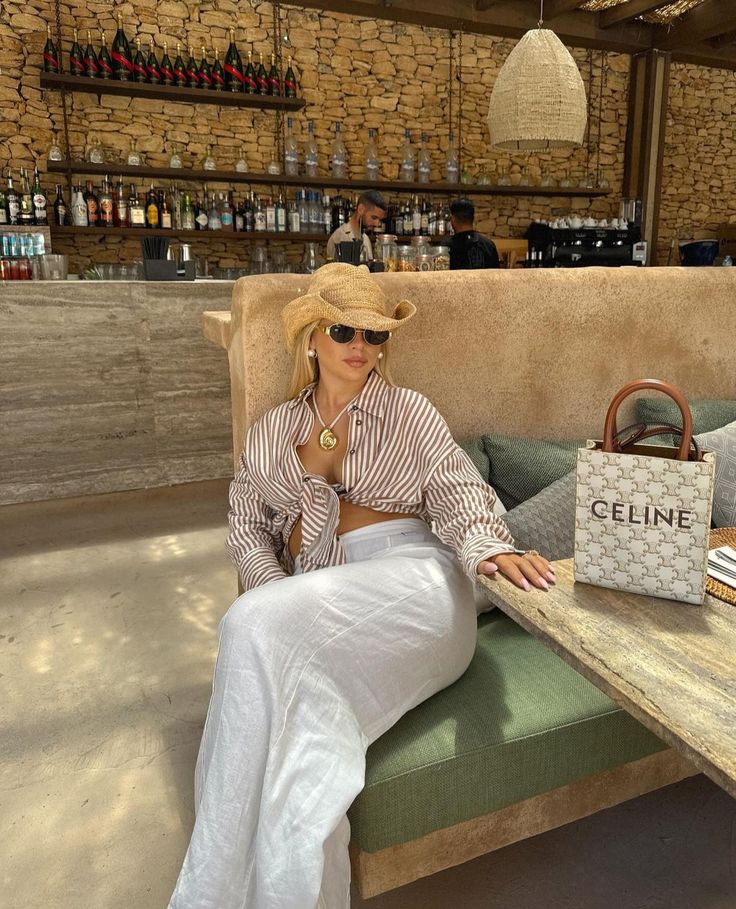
1, 281, 235, 505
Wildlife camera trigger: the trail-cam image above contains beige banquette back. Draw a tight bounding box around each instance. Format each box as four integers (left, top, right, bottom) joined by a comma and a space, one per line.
214, 267, 736, 464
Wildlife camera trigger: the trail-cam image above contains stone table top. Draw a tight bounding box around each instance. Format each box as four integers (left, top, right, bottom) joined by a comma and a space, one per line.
479, 560, 736, 799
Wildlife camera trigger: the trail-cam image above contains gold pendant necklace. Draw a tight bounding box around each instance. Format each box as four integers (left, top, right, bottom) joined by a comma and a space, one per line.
312, 394, 357, 451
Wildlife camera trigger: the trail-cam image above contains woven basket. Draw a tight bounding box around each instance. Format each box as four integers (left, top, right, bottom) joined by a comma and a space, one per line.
707, 527, 736, 606
487, 28, 587, 151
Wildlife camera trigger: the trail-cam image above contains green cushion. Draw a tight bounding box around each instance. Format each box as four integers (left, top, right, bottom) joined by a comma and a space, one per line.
349, 611, 666, 853
635, 397, 736, 446
482, 433, 581, 509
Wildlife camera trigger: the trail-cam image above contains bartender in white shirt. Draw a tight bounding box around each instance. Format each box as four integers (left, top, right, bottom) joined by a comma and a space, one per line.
326, 190, 388, 262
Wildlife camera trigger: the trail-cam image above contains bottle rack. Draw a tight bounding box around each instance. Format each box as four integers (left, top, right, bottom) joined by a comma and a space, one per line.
40, 72, 305, 111
46, 161, 611, 198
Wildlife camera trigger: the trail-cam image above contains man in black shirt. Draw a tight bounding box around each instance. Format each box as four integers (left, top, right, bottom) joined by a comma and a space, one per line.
448, 198, 500, 270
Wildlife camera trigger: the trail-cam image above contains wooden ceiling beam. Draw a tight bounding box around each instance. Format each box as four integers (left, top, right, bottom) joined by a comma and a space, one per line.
284, 0, 651, 53
599, 1, 664, 29
670, 43, 736, 71
657, 0, 736, 49
543, 0, 588, 20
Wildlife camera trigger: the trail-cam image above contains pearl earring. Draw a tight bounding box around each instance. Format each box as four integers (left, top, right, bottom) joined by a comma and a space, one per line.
377, 351, 384, 359
307, 349, 316, 359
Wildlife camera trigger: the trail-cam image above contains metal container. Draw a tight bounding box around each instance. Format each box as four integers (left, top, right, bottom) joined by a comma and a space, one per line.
416, 253, 434, 272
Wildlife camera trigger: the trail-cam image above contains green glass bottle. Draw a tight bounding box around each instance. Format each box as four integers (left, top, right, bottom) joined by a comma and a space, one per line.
284, 55, 298, 98
84, 30, 99, 77
173, 42, 187, 87
159, 41, 174, 86
69, 28, 85, 76
211, 47, 225, 91
97, 32, 113, 79
198, 46, 212, 88
111, 14, 133, 80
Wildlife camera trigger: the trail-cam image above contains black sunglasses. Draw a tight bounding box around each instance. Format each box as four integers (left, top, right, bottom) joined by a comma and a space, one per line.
322, 324, 391, 346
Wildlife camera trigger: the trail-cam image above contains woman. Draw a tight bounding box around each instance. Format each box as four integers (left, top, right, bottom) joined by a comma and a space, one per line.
168, 263, 554, 909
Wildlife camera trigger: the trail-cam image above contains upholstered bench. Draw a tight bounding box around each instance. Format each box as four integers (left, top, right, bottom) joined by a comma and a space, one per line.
202, 267, 735, 898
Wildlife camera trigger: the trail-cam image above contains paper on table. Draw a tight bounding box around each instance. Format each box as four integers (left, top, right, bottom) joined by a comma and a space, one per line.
707, 545, 736, 590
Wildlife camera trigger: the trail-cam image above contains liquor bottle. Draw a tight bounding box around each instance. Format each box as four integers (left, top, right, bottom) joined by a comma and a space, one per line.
84, 30, 99, 78
253, 195, 266, 231
201, 145, 216, 170
173, 43, 187, 87
284, 55, 297, 98
18, 169, 33, 225
169, 184, 182, 229
144, 184, 159, 228
98, 33, 113, 79
198, 46, 212, 89
364, 128, 379, 181
146, 38, 161, 84
53, 184, 68, 226
399, 129, 414, 181
322, 193, 332, 234
6, 174, 20, 225
330, 123, 347, 179
43, 24, 60, 73
244, 191, 255, 231
267, 53, 281, 96
0, 183, 7, 226
193, 190, 207, 230
287, 197, 299, 233
159, 42, 174, 86
83, 180, 99, 226
304, 120, 318, 177
275, 192, 287, 232
420, 197, 430, 235
218, 192, 232, 230
264, 195, 275, 232
181, 193, 195, 230
160, 192, 172, 229
284, 117, 299, 176
32, 166, 48, 225
243, 51, 257, 94
132, 37, 147, 82
111, 14, 133, 81
211, 48, 225, 90
255, 52, 268, 95
128, 184, 145, 227
417, 133, 431, 183
70, 29, 85, 76
71, 184, 88, 226
224, 27, 244, 91
428, 201, 437, 236
186, 46, 200, 88
445, 129, 459, 183
113, 177, 128, 227
234, 195, 245, 232
98, 177, 114, 227
208, 193, 222, 230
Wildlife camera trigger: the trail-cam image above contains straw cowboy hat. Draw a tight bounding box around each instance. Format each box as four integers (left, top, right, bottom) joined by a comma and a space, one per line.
281, 263, 416, 354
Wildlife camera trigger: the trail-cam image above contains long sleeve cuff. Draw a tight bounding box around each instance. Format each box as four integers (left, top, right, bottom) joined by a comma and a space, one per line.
237, 547, 288, 592
461, 534, 517, 581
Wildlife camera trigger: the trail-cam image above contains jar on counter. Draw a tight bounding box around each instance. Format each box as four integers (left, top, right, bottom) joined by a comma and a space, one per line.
432, 246, 450, 270
416, 253, 434, 272
397, 245, 417, 272
410, 235, 432, 251
374, 233, 399, 272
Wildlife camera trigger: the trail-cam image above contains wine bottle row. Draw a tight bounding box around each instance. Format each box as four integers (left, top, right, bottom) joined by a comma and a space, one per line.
42, 20, 299, 97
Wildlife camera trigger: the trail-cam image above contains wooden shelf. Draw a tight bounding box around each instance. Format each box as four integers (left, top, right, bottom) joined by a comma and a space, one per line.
46, 160, 611, 197
40, 72, 305, 111
49, 225, 327, 241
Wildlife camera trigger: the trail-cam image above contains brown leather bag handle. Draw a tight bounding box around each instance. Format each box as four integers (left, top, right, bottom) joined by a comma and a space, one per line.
602, 379, 694, 461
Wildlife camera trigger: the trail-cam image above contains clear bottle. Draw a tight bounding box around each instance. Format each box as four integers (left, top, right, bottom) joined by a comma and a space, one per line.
220, 192, 233, 230
297, 191, 309, 233
254, 195, 266, 231
169, 144, 183, 169
128, 184, 145, 227
412, 195, 421, 235
208, 193, 222, 230
417, 132, 431, 183
181, 193, 195, 230
284, 117, 299, 176
71, 184, 88, 227
235, 148, 248, 173
287, 198, 300, 233
445, 130, 459, 184
304, 120, 319, 177
330, 123, 347, 179
275, 192, 287, 232
322, 193, 332, 234
126, 143, 142, 167
160, 192, 172, 229
201, 145, 216, 171
399, 129, 414, 182
265, 196, 276, 232
365, 128, 380, 181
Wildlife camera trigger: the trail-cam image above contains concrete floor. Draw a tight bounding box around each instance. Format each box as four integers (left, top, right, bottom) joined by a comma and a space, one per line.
1, 480, 734, 909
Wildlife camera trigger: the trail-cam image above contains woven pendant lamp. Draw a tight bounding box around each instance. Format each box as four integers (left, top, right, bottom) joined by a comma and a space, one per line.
487, 5, 587, 151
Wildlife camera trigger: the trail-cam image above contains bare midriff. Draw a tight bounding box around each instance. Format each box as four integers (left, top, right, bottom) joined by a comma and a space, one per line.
288, 500, 419, 559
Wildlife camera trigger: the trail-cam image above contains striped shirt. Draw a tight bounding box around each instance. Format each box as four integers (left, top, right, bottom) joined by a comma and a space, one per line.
226, 371, 514, 592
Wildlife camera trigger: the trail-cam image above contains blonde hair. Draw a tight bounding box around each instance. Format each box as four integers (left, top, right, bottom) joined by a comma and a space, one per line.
287, 321, 396, 400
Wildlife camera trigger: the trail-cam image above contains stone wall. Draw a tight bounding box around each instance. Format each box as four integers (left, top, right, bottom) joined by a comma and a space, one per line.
658, 62, 736, 263
0, 2, 732, 271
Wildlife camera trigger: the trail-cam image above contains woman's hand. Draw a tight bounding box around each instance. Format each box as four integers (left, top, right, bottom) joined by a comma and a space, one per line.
477, 551, 555, 592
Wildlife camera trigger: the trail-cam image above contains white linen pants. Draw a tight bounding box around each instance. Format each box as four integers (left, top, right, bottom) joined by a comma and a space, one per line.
167, 519, 478, 909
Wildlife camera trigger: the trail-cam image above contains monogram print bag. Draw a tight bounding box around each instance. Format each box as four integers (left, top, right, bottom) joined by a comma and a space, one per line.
574, 379, 716, 605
